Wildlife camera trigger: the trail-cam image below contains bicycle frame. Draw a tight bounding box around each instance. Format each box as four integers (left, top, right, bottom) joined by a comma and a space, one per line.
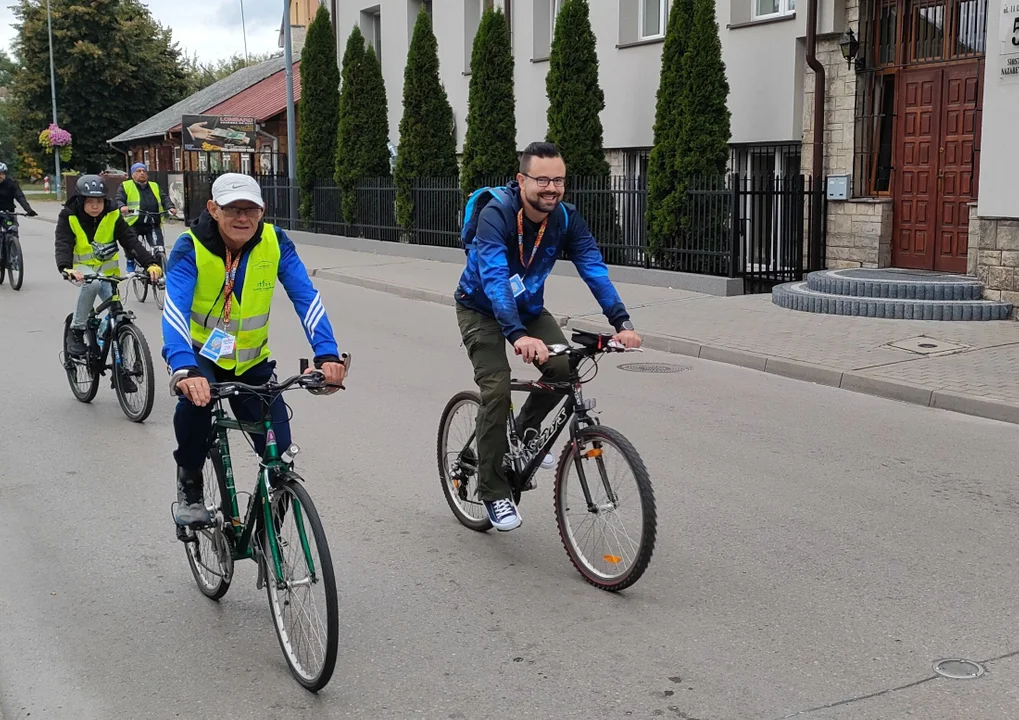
83, 284, 132, 373
208, 402, 317, 589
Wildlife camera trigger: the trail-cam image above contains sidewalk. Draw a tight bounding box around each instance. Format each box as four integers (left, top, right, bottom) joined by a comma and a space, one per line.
289, 238, 1019, 425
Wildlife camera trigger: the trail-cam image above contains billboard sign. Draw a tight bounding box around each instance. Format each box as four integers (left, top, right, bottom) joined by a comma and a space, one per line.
181, 115, 256, 153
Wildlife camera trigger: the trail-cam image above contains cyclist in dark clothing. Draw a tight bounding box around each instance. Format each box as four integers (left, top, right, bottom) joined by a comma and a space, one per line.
0, 163, 38, 219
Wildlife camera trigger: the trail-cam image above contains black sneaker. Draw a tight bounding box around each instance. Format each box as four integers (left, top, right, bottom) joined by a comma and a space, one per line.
67, 329, 87, 357
118, 372, 139, 394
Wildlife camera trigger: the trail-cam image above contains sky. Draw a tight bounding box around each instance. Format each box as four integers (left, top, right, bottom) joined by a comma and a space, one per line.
0, 0, 284, 65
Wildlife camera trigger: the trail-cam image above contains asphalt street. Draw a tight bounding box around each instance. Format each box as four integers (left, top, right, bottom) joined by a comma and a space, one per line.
1, 217, 1018, 719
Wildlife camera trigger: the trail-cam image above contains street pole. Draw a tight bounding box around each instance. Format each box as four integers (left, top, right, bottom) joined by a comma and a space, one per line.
282, 0, 298, 228
240, 0, 249, 64
45, 0, 61, 201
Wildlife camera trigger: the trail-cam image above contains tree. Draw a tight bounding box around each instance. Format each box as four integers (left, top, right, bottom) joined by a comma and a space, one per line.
545, 0, 618, 244
183, 51, 283, 95
0, 103, 21, 176
335, 28, 391, 225
645, 0, 694, 258
394, 9, 457, 231
297, 5, 340, 222
10, 0, 190, 172
545, 0, 608, 178
0, 51, 18, 89
677, 0, 730, 180
460, 7, 516, 198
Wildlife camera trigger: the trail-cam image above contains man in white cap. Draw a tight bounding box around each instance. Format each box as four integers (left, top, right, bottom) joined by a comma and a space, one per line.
161, 173, 347, 529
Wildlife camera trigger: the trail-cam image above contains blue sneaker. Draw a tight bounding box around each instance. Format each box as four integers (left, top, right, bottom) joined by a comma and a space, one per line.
485, 498, 522, 532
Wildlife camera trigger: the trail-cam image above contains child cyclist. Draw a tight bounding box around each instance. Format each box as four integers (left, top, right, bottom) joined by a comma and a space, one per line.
55, 174, 162, 367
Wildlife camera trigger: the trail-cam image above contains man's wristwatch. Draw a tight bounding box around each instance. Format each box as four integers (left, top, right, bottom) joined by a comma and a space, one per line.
619, 320, 635, 332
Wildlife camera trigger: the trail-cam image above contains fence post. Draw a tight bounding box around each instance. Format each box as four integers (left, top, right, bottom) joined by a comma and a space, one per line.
729, 174, 740, 279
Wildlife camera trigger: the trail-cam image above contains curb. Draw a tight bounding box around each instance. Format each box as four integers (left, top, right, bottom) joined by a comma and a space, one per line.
311, 268, 1019, 427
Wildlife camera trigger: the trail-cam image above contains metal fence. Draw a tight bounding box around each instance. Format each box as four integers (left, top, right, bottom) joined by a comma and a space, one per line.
182, 171, 825, 292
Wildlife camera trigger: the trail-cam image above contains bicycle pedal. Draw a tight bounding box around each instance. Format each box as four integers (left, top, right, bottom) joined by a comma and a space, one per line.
175, 525, 196, 544
522, 479, 538, 491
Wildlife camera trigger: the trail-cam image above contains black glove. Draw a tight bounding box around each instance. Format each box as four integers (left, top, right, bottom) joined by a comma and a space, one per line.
25, 210, 37, 217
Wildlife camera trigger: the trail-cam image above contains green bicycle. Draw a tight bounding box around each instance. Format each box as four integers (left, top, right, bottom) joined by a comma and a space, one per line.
176, 357, 349, 691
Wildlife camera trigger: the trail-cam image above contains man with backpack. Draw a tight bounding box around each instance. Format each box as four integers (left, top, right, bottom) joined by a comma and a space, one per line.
454, 141, 642, 532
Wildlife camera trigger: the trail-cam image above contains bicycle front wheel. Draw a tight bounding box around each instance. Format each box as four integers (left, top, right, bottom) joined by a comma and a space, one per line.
7, 234, 24, 290
554, 426, 657, 592
261, 475, 338, 692
63, 313, 99, 403
131, 275, 148, 303
113, 323, 155, 422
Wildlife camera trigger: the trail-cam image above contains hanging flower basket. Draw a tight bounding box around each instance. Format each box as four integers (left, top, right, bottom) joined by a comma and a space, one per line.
39, 123, 72, 162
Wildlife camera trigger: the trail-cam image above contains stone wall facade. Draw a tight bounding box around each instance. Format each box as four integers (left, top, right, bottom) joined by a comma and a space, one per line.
967, 206, 1019, 305
800, 0, 894, 269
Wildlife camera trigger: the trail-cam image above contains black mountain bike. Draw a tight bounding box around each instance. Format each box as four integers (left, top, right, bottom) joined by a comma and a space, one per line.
438, 329, 657, 592
61, 272, 156, 422
124, 208, 172, 308
0, 211, 28, 291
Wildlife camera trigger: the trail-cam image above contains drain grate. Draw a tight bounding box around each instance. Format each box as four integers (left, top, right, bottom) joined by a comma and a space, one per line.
617, 363, 690, 374
932, 659, 985, 679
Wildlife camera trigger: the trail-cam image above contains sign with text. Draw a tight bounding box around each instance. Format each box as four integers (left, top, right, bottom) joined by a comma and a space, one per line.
1002, 0, 1019, 79
181, 115, 256, 153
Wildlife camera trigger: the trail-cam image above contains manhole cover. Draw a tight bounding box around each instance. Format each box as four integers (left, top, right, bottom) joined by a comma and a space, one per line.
617, 363, 690, 374
932, 659, 985, 679
886, 336, 970, 356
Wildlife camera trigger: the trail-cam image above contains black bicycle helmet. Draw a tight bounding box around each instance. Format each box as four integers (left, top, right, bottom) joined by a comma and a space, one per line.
76, 174, 106, 198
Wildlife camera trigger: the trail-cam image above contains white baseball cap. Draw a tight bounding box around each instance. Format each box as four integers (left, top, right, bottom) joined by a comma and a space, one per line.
211, 173, 264, 208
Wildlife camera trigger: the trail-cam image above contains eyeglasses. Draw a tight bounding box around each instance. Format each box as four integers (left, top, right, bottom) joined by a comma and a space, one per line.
522, 173, 566, 188
217, 205, 264, 219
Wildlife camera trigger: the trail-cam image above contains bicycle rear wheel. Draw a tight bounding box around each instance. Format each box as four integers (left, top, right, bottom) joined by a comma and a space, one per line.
63, 313, 99, 403
113, 323, 155, 422
437, 391, 492, 532
0, 237, 6, 285
554, 426, 656, 592
261, 475, 338, 692
184, 446, 233, 600
7, 234, 24, 290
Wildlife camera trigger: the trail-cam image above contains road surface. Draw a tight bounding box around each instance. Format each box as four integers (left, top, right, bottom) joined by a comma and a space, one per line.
1, 217, 1018, 719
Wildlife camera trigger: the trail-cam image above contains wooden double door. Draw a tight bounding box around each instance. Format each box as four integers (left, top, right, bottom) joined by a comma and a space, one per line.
892, 62, 981, 273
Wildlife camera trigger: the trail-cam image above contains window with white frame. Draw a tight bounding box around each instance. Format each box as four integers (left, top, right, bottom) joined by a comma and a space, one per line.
639, 0, 667, 38
361, 6, 382, 60
753, 0, 794, 19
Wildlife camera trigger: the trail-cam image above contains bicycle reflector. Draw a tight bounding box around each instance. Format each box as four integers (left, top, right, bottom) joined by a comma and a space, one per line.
603, 555, 622, 564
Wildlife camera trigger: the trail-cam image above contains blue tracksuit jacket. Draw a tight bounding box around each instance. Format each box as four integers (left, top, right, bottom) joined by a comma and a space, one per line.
455, 182, 630, 342
161, 213, 339, 374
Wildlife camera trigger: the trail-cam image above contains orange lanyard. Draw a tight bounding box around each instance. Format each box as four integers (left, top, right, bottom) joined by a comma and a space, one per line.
517, 209, 547, 271
220, 249, 241, 326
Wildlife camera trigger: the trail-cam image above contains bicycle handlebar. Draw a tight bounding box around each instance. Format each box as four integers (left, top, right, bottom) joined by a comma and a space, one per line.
65, 270, 151, 285
174, 355, 352, 400
547, 330, 643, 359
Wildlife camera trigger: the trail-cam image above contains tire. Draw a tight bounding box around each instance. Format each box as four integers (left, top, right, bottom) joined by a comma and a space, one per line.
0, 238, 6, 285
554, 426, 657, 592
113, 322, 155, 422
7, 234, 24, 291
153, 275, 165, 310
184, 446, 233, 600
63, 313, 99, 403
262, 476, 339, 692
131, 275, 148, 303
437, 391, 492, 532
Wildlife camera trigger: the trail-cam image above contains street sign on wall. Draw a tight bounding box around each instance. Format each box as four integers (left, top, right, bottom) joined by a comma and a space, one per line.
181, 115, 257, 153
